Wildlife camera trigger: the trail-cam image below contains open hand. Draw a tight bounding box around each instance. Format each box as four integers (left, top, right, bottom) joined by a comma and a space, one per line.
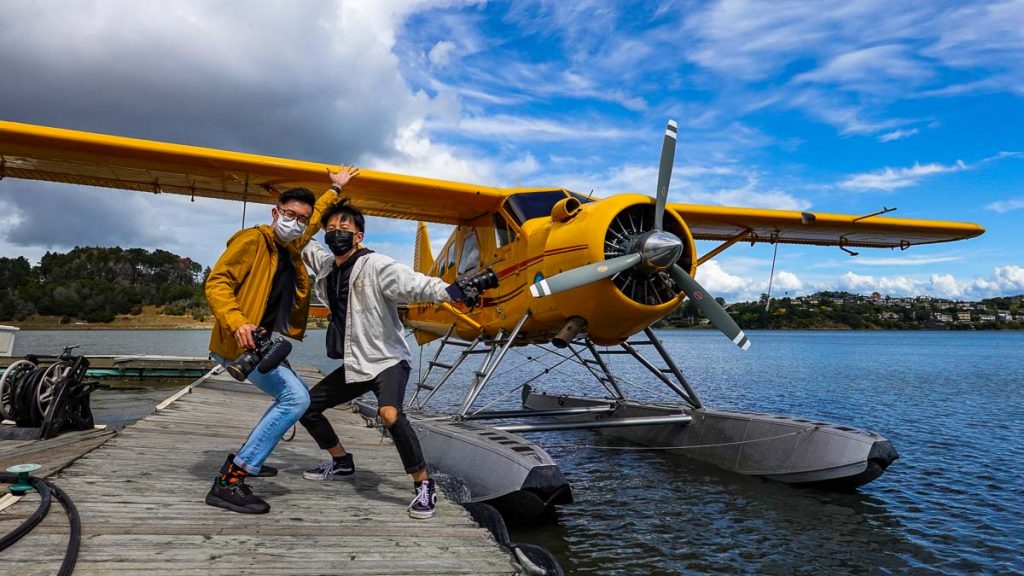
327, 164, 360, 189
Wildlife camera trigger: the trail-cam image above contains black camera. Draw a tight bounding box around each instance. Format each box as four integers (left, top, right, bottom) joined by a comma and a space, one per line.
226, 328, 293, 382
455, 268, 499, 308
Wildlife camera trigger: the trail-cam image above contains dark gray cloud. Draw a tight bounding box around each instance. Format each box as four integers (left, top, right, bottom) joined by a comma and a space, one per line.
0, 2, 409, 161
0, 180, 162, 248
0, 2, 453, 265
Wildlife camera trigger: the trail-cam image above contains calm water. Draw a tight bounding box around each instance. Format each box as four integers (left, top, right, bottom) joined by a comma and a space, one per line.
12, 329, 1024, 575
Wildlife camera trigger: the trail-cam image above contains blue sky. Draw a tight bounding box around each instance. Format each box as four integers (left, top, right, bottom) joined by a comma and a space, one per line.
1, 1, 1022, 302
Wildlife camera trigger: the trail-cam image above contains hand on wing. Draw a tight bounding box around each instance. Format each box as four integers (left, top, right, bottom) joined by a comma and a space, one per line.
327, 164, 360, 189
234, 323, 259, 350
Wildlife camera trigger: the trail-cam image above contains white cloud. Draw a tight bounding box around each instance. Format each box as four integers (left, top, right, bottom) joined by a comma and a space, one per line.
695, 260, 751, 297
795, 45, 932, 94
773, 271, 803, 292
504, 153, 540, 178
430, 114, 640, 142
985, 198, 1024, 213
833, 265, 1024, 300
693, 260, 806, 303
680, 175, 811, 211
680, 1, 1024, 134
364, 120, 500, 185
838, 271, 918, 295
993, 265, 1024, 291
428, 40, 457, 67
838, 161, 966, 191
878, 128, 919, 142
850, 254, 962, 267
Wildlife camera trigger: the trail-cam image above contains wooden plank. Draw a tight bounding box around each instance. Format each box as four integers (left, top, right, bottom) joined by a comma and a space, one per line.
0, 363, 514, 575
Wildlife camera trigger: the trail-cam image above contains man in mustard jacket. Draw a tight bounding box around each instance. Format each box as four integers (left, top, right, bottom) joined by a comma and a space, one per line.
204, 165, 358, 514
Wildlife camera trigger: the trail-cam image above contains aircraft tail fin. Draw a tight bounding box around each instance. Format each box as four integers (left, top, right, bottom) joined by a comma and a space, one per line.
414, 221, 434, 274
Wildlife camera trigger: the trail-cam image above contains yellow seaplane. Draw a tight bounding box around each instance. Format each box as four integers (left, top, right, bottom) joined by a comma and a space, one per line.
0, 119, 983, 519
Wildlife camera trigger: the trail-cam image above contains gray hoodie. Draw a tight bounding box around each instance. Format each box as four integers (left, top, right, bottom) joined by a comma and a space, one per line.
302, 239, 451, 382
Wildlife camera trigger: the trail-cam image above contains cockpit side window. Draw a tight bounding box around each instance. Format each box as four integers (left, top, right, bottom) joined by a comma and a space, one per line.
457, 231, 480, 275
493, 212, 515, 248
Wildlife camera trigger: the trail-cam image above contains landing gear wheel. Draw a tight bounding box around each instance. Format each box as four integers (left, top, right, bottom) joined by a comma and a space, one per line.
36, 361, 73, 418
0, 360, 35, 421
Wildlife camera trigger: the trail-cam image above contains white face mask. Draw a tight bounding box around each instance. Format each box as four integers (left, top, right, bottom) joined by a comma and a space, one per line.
274, 214, 306, 242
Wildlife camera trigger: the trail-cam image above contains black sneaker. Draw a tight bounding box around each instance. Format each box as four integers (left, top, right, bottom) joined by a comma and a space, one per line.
303, 454, 355, 480
408, 478, 437, 519
205, 478, 270, 514
256, 464, 278, 477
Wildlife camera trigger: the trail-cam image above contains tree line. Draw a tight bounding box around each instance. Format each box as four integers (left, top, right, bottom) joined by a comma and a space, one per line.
0, 247, 210, 323
661, 291, 1023, 331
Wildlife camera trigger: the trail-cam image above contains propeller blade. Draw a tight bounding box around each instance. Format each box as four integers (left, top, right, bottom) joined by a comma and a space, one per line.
668, 264, 751, 351
653, 119, 677, 231
530, 253, 642, 298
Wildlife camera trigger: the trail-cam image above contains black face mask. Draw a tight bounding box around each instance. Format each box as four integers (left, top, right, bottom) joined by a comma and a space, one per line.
324, 230, 356, 256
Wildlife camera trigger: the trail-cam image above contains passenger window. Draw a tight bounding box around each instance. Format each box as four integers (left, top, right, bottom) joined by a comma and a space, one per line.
446, 242, 457, 274
432, 251, 446, 276
457, 232, 480, 275
494, 213, 515, 248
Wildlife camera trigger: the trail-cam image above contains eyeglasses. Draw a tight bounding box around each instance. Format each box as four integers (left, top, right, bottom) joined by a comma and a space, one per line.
277, 207, 310, 226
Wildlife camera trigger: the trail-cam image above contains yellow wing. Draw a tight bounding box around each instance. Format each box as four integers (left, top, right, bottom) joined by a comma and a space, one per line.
0, 120, 503, 224
671, 203, 984, 249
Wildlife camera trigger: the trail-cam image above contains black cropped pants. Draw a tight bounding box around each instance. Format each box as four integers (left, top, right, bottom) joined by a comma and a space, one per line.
298, 360, 426, 473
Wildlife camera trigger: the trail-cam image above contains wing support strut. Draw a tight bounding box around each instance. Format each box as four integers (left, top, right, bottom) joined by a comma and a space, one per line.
697, 228, 753, 267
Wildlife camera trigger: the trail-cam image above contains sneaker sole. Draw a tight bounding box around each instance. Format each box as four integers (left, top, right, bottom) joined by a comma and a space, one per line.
205, 493, 270, 514
408, 508, 436, 519
302, 469, 355, 480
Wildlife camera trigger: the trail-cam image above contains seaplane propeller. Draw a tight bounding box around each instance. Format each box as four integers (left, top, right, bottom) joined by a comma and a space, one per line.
530, 120, 751, 351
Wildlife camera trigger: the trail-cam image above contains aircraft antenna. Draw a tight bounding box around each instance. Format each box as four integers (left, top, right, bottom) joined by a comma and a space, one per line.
764, 233, 780, 311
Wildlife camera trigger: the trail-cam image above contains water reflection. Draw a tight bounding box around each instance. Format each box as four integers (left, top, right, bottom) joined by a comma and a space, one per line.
510, 429, 927, 575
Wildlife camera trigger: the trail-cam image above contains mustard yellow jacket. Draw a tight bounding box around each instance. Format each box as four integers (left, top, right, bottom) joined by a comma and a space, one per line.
206, 190, 338, 359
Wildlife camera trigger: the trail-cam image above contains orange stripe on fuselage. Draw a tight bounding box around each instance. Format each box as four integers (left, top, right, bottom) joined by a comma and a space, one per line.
496, 245, 588, 278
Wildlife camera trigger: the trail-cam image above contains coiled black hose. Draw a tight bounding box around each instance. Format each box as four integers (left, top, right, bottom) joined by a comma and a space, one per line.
0, 472, 80, 576
0, 474, 50, 551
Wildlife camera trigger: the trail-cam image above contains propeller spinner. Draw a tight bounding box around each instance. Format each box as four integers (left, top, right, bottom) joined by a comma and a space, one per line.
530, 119, 751, 351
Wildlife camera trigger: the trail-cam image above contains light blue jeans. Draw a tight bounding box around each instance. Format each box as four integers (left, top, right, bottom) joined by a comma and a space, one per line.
211, 353, 311, 475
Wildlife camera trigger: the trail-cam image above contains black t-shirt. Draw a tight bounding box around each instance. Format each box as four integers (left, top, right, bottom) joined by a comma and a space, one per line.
325, 248, 372, 359
259, 243, 296, 333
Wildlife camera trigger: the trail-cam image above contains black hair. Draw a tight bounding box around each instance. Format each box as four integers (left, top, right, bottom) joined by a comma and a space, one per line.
278, 187, 316, 210
320, 196, 365, 233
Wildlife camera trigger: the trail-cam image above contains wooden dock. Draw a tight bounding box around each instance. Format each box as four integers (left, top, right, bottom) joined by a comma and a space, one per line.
0, 365, 516, 575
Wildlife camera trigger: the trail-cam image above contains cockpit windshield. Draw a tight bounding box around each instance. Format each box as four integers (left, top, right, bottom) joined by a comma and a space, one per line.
504, 190, 571, 225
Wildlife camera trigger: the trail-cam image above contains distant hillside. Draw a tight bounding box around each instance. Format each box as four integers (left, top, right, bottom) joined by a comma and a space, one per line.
0, 247, 209, 323
661, 291, 1024, 330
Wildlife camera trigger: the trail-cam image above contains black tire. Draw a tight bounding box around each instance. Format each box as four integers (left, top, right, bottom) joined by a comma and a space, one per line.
461, 502, 511, 546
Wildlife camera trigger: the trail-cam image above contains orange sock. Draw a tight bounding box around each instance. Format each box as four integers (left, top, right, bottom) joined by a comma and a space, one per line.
217, 461, 248, 486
